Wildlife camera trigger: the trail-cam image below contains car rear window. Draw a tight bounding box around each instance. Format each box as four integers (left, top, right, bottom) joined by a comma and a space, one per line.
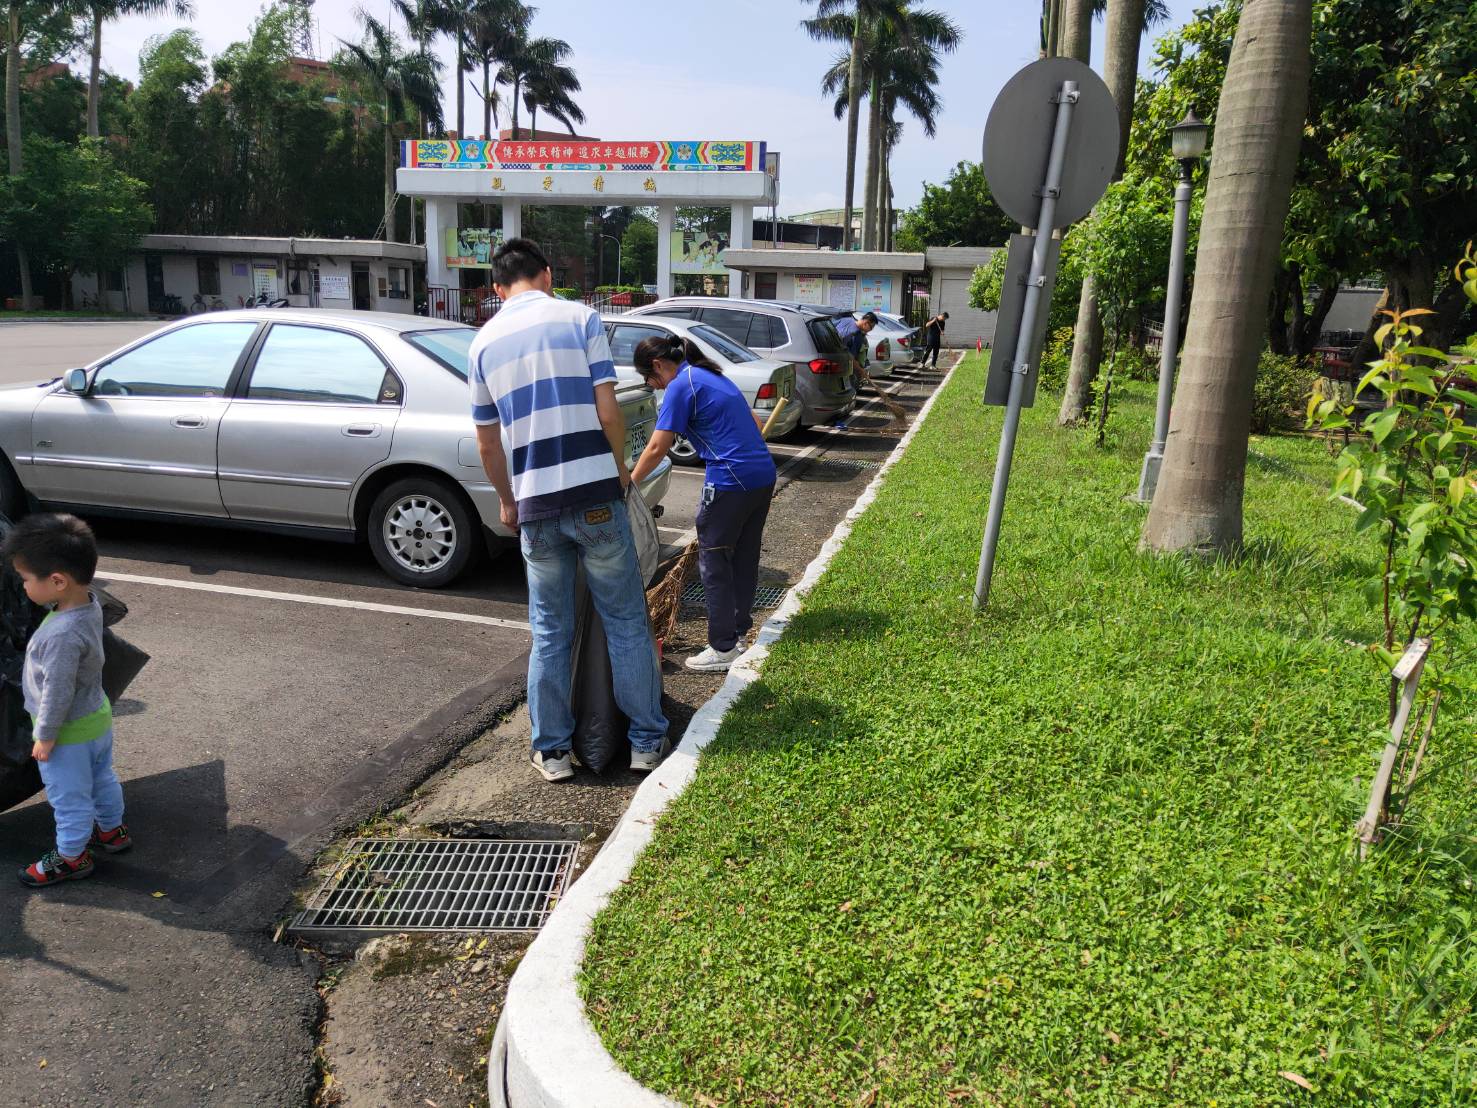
404, 327, 478, 380
808, 318, 847, 355
690, 324, 760, 364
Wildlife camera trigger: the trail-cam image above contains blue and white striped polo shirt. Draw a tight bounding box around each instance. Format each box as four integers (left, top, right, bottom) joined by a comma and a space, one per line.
468, 290, 622, 523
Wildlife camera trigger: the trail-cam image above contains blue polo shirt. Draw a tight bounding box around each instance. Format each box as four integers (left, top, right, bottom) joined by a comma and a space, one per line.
656, 364, 777, 492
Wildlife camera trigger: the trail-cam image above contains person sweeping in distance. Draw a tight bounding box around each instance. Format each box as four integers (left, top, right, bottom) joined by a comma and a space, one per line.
630, 335, 776, 673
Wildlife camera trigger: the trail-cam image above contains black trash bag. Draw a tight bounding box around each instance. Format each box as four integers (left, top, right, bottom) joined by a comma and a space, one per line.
569, 573, 628, 775
101, 628, 149, 703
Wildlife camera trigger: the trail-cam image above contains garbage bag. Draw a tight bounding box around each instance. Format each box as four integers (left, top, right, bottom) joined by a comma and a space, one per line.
101, 629, 149, 703
570, 587, 627, 774
626, 486, 661, 587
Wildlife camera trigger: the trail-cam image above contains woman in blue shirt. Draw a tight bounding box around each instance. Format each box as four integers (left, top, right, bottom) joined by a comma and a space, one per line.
630, 335, 777, 673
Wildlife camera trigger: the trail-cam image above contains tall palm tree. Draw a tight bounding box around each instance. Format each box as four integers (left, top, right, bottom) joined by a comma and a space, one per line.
498, 32, 573, 138
418, 0, 479, 135
807, 2, 956, 250
338, 11, 443, 242
1058, 0, 1170, 426
804, 0, 912, 251
463, 0, 527, 138
80, 0, 194, 138
5, 0, 39, 306
821, 14, 948, 249
1141, 0, 1312, 556
523, 62, 583, 136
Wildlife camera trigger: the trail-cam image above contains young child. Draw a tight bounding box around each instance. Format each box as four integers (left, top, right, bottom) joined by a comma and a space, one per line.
3, 513, 129, 886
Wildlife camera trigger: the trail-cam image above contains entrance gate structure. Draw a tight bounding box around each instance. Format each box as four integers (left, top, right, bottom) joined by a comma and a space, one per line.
396, 138, 777, 311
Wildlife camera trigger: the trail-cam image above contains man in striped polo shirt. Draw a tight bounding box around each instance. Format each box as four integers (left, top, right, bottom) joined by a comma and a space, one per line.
471, 239, 668, 782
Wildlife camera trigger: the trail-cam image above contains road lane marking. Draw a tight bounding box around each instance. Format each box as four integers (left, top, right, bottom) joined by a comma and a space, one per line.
96, 570, 532, 631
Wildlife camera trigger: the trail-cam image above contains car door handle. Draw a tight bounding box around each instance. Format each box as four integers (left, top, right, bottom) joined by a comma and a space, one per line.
172, 415, 206, 429
343, 424, 381, 438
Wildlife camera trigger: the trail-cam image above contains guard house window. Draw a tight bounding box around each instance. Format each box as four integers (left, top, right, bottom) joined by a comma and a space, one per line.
388, 266, 409, 300
103, 268, 124, 293
755, 272, 778, 300
287, 263, 312, 296
196, 256, 220, 296
377, 275, 389, 299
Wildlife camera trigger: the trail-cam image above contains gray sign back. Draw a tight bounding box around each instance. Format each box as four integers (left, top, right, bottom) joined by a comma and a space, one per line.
981, 57, 1119, 230
984, 233, 1063, 408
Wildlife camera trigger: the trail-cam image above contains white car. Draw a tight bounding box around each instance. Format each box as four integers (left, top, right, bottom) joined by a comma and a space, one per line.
602, 315, 801, 464
858, 312, 919, 370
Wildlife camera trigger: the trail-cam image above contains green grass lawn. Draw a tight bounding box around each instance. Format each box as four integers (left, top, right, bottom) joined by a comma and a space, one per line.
582, 357, 1477, 1106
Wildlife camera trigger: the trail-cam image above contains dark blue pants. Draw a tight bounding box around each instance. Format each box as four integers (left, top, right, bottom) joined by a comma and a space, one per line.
696, 484, 774, 652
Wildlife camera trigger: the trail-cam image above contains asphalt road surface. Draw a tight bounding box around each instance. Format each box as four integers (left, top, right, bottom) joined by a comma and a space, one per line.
0, 319, 943, 1105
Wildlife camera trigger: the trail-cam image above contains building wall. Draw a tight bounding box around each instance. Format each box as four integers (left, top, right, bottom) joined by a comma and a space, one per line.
752, 268, 910, 315
78, 253, 418, 315
930, 266, 997, 349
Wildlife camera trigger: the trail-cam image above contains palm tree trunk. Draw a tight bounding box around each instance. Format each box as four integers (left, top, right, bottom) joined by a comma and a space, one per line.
383, 105, 398, 242
841, 9, 863, 251
1059, 0, 1092, 61
529, 101, 538, 136
482, 60, 492, 138
455, 37, 465, 136
1058, 0, 1145, 427
1054, 0, 1100, 424
510, 77, 521, 138
6, 2, 33, 309
86, 6, 103, 138
1141, 0, 1312, 556
862, 69, 881, 251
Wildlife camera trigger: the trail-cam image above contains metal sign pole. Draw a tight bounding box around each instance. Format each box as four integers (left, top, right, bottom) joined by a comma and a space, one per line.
973, 80, 1079, 609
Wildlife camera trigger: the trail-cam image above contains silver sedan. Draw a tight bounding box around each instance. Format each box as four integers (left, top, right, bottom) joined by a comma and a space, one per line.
0, 309, 671, 588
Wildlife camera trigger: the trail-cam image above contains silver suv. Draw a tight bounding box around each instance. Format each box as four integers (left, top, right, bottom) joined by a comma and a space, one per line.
627, 298, 857, 428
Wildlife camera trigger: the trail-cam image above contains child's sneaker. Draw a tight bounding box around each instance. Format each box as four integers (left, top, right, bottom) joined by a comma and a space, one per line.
19, 849, 95, 887
90, 823, 132, 854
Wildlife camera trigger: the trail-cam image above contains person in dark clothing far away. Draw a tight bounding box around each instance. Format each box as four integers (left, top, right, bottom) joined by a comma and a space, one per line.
834, 311, 877, 371
923, 311, 948, 367
630, 335, 777, 673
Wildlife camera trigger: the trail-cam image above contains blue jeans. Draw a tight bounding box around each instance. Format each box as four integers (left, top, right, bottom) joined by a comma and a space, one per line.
520, 497, 667, 754
37, 729, 124, 858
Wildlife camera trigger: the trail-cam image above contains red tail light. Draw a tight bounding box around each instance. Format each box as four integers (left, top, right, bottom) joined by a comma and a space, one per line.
808, 358, 843, 375
756, 382, 776, 399
898, 336, 910, 348
878, 339, 890, 359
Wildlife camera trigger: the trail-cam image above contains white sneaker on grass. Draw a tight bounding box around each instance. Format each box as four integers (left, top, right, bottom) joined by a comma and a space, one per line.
531, 748, 574, 782
684, 644, 744, 672
630, 737, 672, 773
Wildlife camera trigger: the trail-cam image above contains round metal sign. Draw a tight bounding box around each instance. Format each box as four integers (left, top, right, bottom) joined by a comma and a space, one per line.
982, 57, 1119, 229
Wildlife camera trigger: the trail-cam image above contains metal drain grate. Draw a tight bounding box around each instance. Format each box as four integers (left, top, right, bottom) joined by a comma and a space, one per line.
681, 581, 788, 611
289, 837, 578, 935
816, 457, 881, 472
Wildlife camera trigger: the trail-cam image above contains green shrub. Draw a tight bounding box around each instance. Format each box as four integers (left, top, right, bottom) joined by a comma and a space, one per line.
1113, 343, 1158, 382
1252, 350, 1319, 434
551, 287, 581, 300
1037, 327, 1073, 393
593, 284, 647, 296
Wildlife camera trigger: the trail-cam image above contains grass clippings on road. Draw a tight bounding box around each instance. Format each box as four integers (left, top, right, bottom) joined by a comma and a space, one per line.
581, 357, 1477, 1106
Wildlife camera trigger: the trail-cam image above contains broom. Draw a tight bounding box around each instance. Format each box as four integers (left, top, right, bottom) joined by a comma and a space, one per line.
646, 539, 699, 646
854, 364, 910, 435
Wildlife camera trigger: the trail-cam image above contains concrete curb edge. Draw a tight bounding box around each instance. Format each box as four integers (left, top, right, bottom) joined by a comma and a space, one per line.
490, 358, 964, 1108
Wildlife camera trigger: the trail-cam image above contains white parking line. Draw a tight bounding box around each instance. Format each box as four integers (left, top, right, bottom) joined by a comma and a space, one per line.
97, 570, 533, 631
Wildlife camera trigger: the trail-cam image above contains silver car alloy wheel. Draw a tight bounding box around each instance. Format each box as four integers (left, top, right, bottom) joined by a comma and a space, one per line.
670, 436, 699, 462
382, 493, 458, 574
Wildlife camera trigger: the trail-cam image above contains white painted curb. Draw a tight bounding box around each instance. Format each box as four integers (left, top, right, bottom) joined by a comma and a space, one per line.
490, 359, 963, 1108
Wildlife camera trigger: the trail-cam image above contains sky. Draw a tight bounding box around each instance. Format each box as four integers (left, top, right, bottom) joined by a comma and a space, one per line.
87, 0, 1204, 217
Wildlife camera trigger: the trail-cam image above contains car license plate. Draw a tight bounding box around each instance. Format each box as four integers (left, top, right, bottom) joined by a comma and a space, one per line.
627, 423, 649, 457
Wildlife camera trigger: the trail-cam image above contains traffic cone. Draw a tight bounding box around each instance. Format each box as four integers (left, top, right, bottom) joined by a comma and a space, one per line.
976, 338, 983, 353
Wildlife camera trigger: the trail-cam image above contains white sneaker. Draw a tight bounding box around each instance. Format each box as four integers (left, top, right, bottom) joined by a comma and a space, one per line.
531, 749, 574, 782
630, 737, 672, 773
685, 644, 744, 672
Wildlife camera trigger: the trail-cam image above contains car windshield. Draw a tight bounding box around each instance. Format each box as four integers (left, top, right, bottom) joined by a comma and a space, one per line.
689, 324, 761, 364
404, 327, 477, 380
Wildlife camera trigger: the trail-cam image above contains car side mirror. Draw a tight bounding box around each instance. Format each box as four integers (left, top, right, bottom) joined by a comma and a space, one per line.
63, 369, 89, 396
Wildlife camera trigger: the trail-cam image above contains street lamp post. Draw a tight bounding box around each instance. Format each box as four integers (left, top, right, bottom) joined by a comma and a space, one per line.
1135, 108, 1210, 503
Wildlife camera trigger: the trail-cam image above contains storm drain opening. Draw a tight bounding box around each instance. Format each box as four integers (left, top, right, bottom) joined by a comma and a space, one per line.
288, 837, 578, 936
681, 582, 788, 611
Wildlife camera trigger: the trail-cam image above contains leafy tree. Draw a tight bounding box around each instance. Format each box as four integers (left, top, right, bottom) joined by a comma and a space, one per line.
498, 32, 575, 137
895, 161, 1013, 251
0, 135, 150, 298
621, 216, 656, 286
